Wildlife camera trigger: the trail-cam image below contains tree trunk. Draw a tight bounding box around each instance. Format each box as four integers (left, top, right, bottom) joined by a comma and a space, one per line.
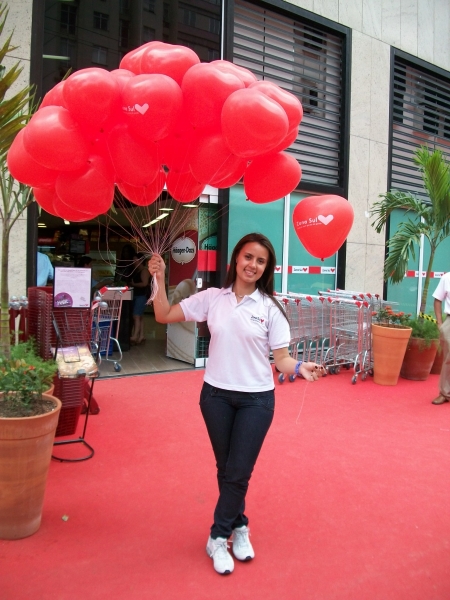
420, 247, 435, 315
0, 221, 11, 358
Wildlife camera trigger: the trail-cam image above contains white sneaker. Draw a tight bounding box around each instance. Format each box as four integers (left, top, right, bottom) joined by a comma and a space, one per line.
231, 525, 255, 561
206, 536, 234, 575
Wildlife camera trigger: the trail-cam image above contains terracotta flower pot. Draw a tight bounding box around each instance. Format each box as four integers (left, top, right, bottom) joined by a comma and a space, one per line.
430, 345, 444, 375
45, 383, 55, 396
400, 338, 439, 381
372, 324, 412, 385
0, 394, 62, 540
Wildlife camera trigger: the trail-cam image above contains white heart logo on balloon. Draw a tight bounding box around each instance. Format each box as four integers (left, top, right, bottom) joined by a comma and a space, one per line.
317, 214, 333, 225
135, 103, 149, 115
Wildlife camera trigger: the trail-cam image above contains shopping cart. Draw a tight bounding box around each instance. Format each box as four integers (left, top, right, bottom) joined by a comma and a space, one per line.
274, 288, 391, 385
274, 293, 330, 383
322, 296, 373, 383
92, 286, 128, 373
51, 304, 101, 461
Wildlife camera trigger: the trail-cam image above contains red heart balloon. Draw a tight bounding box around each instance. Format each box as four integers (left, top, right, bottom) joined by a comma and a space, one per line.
7, 130, 59, 189
140, 43, 200, 85
182, 63, 244, 130
166, 170, 204, 203
292, 195, 354, 260
23, 106, 90, 171
222, 89, 289, 158
244, 152, 301, 203
122, 74, 183, 142
55, 155, 115, 215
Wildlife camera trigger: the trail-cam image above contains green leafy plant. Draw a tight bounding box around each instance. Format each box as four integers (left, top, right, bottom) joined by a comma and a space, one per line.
407, 315, 440, 348
372, 305, 412, 327
0, 340, 57, 417
370, 146, 450, 314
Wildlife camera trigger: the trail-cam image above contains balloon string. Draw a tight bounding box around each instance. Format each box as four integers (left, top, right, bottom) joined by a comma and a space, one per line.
295, 381, 309, 425
147, 273, 158, 305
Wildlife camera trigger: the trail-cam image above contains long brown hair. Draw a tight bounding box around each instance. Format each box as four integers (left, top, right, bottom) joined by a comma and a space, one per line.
223, 233, 288, 320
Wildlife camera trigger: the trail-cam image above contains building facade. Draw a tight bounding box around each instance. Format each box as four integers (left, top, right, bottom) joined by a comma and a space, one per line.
5, 0, 450, 311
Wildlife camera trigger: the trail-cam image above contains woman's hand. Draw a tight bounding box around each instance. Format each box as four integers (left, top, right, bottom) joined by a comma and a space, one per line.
148, 253, 165, 283
300, 362, 326, 381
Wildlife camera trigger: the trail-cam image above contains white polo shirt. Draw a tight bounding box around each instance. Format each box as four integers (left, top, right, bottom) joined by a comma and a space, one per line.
180, 287, 290, 392
432, 272, 450, 315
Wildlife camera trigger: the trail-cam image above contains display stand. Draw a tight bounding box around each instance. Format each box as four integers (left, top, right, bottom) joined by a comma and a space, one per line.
51, 307, 100, 462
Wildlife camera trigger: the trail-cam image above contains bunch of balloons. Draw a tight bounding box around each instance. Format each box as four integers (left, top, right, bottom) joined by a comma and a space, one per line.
7, 42, 303, 222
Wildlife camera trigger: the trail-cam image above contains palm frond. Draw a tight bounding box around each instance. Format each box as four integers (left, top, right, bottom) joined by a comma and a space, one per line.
384, 219, 427, 283
370, 190, 429, 233
0, 62, 24, 103
414, 146, 450, 225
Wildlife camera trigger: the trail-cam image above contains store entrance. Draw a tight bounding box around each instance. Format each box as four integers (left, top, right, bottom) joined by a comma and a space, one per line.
35, 192, 217, 377
97, 309, 194, 377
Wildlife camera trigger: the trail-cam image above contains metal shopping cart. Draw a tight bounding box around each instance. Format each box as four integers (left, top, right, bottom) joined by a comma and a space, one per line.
51, 304, 101, 461
274, 293, 331, 383
92, 286, 128, 373
274, 289, 389, 385
322, 296, 373, 383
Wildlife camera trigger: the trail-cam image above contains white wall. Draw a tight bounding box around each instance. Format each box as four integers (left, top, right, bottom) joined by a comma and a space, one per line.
288, 0, 450, 295
2, 0, 33, 297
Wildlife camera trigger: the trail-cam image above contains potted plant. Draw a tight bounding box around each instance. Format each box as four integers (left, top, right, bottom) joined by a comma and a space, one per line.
371, 147, 450, 377
0, 340, 60, 540
400, 316, 440, 381
0, 2, 35, 359
370, 146, 450, 317
371, 306, 412, 385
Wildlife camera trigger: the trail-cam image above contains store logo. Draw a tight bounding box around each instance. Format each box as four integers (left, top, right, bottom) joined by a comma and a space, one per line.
171, 237, 196, 265
122, 103, 149, 115
250, 315, 264, 324
54, 292, 73, 308
200, 235, 217, 251
317, 214, 334, 226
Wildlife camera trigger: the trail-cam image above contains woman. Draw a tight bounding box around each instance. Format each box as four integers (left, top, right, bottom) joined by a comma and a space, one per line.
148, 233, 324, 575
130, 252, 150, 345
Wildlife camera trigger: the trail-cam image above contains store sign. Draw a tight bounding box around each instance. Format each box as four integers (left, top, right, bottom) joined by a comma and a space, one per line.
171, 237, 196, 265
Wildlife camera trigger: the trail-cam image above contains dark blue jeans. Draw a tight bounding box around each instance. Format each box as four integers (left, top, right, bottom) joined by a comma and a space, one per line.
200, 381, 275, 539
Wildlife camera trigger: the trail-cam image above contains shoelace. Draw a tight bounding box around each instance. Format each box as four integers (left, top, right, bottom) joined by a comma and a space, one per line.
212, 538, 230, 557
233, 528, 250, 548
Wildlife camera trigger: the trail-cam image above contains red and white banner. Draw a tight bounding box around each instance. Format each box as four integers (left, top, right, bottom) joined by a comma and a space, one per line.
405, 271, 445, 278
273, 266, 337, 274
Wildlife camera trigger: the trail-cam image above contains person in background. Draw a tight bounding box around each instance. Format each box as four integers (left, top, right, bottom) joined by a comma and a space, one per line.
78, 255, 92, 268
432, 271, 450, 405
78, 256, 112, 294
115, 244, 136, 286
37, 252, 54, 287
130, 252, 150, 345
149, 232, 324, 576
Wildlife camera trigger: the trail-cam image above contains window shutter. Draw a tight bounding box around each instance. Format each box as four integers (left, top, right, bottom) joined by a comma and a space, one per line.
233, 0, 345, 189
391, 56, 450, 197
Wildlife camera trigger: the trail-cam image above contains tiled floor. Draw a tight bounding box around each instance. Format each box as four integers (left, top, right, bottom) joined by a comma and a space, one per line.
97, 312, 195, 378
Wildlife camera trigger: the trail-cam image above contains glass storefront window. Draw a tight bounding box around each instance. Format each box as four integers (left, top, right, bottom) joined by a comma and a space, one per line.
43, 0, 222, 95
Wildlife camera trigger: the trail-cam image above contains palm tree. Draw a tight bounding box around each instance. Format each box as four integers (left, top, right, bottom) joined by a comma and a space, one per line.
370, 146, 450, 315
0, 2, 35, 357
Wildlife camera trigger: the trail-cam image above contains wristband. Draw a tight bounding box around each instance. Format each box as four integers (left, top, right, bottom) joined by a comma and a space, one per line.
294, 361, 303, 377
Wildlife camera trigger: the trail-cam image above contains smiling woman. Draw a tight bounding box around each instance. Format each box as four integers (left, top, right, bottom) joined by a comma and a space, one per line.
148, 232, 325, 575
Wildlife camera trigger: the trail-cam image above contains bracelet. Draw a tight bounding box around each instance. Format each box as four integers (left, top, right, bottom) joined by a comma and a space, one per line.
294, 361, 303, 377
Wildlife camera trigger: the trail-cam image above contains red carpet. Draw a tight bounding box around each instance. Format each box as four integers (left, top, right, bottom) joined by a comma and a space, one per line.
1, 369, 449, 600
